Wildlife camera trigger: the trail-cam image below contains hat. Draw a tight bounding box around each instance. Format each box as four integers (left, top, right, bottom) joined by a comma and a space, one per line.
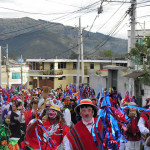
128, 102, 137, 106
50, 104, 61, 112
74, 99, 99, 114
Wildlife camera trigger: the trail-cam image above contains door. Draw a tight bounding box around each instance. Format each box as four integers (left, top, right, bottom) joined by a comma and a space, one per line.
111, 70, 118, 91
33, 79, 37, 89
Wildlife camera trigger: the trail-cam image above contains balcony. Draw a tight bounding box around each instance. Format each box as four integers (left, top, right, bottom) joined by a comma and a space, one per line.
43, 70, 63, 75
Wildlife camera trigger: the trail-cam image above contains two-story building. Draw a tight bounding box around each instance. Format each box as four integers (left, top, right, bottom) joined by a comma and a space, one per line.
26, 58, 127, 90
1, 59, 29, 89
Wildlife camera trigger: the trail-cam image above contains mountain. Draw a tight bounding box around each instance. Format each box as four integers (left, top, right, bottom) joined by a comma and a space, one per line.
0, 17, 128, 59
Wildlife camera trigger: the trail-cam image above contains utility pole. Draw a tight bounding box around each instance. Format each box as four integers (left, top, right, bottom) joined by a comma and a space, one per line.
6, 44, 9, 89
0, 46, 1, 87
128, 0, 136, 97
79, 17, 84, 84
21, 55, 23, 87
76, 19, 80, 92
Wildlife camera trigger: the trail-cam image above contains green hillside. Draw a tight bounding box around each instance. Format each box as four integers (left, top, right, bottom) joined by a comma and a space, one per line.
0, 17, 127, 59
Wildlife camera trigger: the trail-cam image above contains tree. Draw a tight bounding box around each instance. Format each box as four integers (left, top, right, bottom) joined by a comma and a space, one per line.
104, 50, 112, 57
126, 37, 150, 84
69, 51, 78, 59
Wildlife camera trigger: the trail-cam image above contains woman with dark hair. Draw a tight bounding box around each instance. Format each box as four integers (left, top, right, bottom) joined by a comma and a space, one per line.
6, 103, 21, 139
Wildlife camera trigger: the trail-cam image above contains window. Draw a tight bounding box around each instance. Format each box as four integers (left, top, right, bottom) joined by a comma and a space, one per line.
73, 76, 76, 84
32, 62, 43, 70
116, 63, 127, 67
137, 38, 144, 45
58, 62, 66, 69
12, 73, 20, 79
39, 77, 42, 81
90, 63, 94, 69
73, 62, 77, 69
50, 63, 54, 70
29, 81, 33, 85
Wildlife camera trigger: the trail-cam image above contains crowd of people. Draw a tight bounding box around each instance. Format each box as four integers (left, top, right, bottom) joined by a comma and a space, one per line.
0, 85, 150, 150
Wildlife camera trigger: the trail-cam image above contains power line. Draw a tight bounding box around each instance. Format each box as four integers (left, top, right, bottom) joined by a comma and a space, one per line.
0, 1, 101, 40
85, 8, 129, 56
0, 6, 73, 15
96, 0, 128, 32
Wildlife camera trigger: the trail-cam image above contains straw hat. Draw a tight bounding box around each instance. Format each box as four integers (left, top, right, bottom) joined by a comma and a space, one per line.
74, 99, 98, 114
50, 104, 61, 112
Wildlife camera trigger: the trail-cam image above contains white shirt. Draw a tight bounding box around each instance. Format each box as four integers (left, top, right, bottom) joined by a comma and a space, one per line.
138, 117, 149, 134
63, 108, 72, 127
1, 104, 10, 112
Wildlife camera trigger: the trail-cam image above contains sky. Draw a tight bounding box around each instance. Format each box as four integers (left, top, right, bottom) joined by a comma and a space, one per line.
0, 0, 150, 39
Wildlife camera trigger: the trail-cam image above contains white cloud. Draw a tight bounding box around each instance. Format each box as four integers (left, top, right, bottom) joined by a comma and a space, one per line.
0, 0, 149, 40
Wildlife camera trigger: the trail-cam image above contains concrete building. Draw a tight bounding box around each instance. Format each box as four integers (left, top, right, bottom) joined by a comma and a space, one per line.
26, 58, 127, 90
1, 59, 29, 89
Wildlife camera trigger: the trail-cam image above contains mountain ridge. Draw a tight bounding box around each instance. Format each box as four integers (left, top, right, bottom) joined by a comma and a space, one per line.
0, 17, 128, 59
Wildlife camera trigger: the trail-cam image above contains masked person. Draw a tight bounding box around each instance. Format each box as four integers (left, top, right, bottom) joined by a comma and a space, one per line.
64, 99, 101, 150
42, 104, 70, 150
125, 102, 141, 150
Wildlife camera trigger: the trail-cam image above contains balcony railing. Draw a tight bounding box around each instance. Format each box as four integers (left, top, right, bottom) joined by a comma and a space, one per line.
43, 70, 63, 75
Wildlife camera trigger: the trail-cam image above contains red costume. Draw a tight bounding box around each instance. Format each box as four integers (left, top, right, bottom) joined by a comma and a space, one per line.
67, 118, 102, 150
140, 111, 150, 129
24, 110, 34, 126
20, 119, 56, 150
125, 116, 141, 141
43, 119, 70, 148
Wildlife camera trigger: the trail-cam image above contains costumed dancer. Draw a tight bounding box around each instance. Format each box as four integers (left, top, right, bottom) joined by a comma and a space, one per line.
42, 104, 70, 150
94, 89, 130, 150
6, 103, 21, 149
1, 101, 10, 126
138, 98, 150, 150
23, 96, 39, 127
119, 100, 129, 150
62, 96, 72, 127
125, 102, 141, 150
20, 118, 56, 150
65, 99, 101, 150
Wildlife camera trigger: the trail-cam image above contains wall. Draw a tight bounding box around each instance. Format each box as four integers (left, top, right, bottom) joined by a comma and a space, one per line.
117, 69, 129, 97
89, 74, 107, 96
142, 84, 150, 106
54, 76, 73, 90
89, 67, 129, 98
